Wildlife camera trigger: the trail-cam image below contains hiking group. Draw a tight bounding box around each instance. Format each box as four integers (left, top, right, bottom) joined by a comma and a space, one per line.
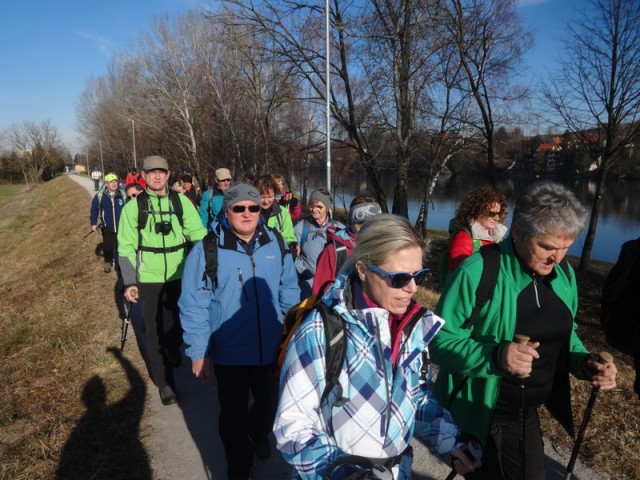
87, 158, 629, 480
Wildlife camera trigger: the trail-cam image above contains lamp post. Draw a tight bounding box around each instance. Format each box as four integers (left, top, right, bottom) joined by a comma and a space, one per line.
325, 0, 331, 192
98, 140, 105, 175
130, 119, 137, 170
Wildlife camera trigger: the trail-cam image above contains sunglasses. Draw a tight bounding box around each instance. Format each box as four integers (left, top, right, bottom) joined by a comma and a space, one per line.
127, 193, 138, 199
366, 264, 430, 288
230, 204, 261, 213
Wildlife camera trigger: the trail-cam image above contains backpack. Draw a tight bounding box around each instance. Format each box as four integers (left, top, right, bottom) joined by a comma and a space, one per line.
446, 243, 570, 407
437, 225, 482, 285
201, 225, 287, 287
600, 237, 640, 355
135, 190, 187, 254
275, 293, 430, 406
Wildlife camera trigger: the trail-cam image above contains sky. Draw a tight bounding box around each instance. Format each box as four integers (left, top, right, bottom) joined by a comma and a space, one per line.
0, 0, 585, 155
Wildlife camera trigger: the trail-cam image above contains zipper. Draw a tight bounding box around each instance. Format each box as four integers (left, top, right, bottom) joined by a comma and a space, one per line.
371, 312, 391, 437
249, 256, 263, 363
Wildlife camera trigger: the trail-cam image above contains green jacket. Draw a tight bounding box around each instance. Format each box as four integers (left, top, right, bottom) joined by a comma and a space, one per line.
265, 204, 296, 244
430, 236, 591, 444
118, 190, 207, 285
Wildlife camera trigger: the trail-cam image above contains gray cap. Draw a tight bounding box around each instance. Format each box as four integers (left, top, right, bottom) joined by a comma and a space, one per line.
142, 155, 169, 172
222, 183, 260, 212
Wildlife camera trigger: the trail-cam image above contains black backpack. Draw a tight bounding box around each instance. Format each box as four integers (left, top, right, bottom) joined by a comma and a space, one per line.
601, 237, 640, 355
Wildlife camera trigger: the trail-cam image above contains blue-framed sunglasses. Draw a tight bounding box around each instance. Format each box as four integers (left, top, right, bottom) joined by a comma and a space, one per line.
366, 264, 430, 289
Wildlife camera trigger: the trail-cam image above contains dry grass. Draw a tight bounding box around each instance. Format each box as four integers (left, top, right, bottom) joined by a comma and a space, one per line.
0, 177, 151, 480
419, 230, 640, 479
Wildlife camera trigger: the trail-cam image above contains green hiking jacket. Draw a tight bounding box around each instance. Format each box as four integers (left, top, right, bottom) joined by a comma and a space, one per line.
430, 236, 591, 444
117, 190, 207, 285
265, 204, 296, 244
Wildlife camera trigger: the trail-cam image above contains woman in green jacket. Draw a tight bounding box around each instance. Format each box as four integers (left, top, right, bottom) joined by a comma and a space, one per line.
430, 181, 618, 480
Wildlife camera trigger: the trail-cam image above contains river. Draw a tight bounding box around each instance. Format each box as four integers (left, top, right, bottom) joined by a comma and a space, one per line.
303, 171, 640, 264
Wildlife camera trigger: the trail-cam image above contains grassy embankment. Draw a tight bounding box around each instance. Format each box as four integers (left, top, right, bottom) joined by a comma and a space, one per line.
0, 177, 151, 479
0, 176, 638, 478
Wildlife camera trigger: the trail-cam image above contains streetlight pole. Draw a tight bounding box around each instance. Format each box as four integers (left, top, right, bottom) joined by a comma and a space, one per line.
325, 0, 331, 192
98, 140, 105, 175
130, 119, 137, 170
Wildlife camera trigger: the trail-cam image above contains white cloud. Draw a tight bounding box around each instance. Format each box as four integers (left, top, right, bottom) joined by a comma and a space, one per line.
72, 30, 113, 56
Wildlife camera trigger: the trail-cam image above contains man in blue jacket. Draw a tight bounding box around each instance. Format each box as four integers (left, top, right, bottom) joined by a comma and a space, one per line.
180, 183, 300, 480
90, 172, 126, 272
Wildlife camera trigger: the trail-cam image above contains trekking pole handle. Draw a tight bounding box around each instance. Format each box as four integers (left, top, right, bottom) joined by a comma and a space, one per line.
514, 334, 530, 379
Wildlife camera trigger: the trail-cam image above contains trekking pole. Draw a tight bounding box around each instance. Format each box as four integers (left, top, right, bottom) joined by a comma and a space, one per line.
444, 438, 482, 480
82, 229, 95, 239
563, 351, 613, 480
120, 301, 131, 352
514, 333, 530, 480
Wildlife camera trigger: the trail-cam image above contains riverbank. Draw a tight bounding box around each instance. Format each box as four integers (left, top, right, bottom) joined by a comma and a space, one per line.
0, 176, 637, 479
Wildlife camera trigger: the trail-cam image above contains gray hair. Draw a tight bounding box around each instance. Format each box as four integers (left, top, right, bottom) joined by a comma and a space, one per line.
512, 181, 587, 240
341, 214, 426, 273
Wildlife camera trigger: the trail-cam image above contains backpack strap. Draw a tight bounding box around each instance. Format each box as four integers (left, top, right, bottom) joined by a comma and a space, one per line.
447, 243, 501, 408
202, 231, 218, 286
334, 240, 349, 275
299, 219, 311, 247
318, 303, 347, 405
136, 190, 188, 254
461, 243, 501, 329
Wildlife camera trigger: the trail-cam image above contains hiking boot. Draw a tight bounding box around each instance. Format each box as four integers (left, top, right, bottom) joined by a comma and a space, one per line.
251, 438, 271, 460
159, 386, 178, 405
165, 347, 182, 368
103, 262, 112, 273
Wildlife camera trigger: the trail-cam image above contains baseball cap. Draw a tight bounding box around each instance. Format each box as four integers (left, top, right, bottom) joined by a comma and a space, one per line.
143, 156, 169, 172
104, 173, 118, 182
216, 168, 232, 181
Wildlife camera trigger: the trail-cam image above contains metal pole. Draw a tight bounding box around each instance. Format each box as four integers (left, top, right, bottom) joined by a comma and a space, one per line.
514, 333, 530, 480
130, 119, 137, 170
325, 0, 331, 192
99, 140, 104, 175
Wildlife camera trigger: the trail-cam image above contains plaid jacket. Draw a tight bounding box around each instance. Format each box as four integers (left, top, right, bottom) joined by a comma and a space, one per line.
274, 272, 464, 480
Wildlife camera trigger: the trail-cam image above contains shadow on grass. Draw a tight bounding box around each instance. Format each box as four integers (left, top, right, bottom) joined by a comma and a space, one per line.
55, 347, 150, 480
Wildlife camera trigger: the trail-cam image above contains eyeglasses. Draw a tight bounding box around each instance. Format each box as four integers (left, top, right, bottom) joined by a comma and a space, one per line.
366, 264, 430, 289
309, 204, 326, 211
230, 204, 261, 213
484, 210, 502, 218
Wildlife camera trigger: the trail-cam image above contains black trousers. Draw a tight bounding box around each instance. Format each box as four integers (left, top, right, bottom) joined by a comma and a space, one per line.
214, 364, 276, 479
101, 229, 117, 264
465, 408, 545, 480
138, 280, 183, 389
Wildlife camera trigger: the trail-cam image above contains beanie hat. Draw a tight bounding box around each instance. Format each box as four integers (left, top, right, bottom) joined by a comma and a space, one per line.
222, 183, 260, 212
349, 202, 382, 227
104, 173, 118, 182
310, 189, 333, 210
142, 155, 169, 172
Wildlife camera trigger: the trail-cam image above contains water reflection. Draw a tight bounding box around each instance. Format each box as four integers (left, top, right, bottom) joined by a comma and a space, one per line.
304, 171, 640, 263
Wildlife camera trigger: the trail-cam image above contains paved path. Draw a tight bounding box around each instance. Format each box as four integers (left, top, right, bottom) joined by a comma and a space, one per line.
68, 173, 608, 479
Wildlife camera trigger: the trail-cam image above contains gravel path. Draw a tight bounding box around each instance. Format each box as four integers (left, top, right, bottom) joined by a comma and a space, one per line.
68, 173, 609, 479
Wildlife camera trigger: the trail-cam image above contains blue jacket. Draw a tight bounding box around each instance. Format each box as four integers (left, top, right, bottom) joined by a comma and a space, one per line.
90, 188, 126, 232
199, 187, 224, 229
179, 221, 301, 365
274, 272, 464, 480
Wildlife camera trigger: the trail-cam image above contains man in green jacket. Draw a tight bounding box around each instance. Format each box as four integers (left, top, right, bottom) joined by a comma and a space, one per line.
430, 181, 617, 480
118, 155, 206, 405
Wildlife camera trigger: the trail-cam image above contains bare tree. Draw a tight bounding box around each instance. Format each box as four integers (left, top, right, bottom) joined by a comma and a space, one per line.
437, 0, 531, 187
543, 0, 640, 270
0, 120, 64, 185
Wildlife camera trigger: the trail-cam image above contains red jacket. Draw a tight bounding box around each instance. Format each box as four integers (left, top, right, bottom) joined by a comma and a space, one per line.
448, 229, 491, 272
312, 227, 356, 296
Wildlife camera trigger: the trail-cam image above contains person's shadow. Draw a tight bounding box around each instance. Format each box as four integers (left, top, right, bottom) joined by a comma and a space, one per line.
56, 347, 151, 480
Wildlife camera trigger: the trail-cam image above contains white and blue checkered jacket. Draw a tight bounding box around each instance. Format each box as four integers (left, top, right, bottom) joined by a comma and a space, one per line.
274, 272, 465, 479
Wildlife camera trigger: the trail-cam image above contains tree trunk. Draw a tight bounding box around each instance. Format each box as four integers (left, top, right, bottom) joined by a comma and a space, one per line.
579, 169, 606, 271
